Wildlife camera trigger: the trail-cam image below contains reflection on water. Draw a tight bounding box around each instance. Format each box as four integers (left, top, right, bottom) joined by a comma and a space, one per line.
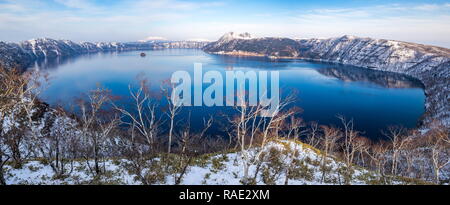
31, 49, 425, 139
316, 66, 424, 89
31, 51, 126, 70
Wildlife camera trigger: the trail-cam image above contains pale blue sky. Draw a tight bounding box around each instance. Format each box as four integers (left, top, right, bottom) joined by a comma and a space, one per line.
0, 0, 449, 47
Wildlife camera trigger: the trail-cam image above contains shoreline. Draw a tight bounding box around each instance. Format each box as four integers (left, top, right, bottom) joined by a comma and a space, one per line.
206, 50, 445, 129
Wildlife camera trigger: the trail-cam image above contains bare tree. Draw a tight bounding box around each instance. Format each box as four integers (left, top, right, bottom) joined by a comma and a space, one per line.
178, 115, 213, 154
114, 80, 161, 149
402, 130, 420, 178
20, 70, 48, 160
426, 124, 450, 184
117, 120, 153, 185
367, 141, 390, 183
0, 67, 44, 180
352, 136, 371, 168
37, 108, 80, 178
173, 115, 213, 185
320, 125, 341, 183
283, 114, 304, 185
383, 126, 409, 176
229, 100, 263, 184
0, 67, 26, 184
226, 90, 294, 184
79, 87, 119, 176
161, 80, 181, 153
338, 116, 359, 170
306, 122, 321, 149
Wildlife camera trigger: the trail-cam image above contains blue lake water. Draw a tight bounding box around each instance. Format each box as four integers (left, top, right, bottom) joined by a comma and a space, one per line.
32, 49, 425, 139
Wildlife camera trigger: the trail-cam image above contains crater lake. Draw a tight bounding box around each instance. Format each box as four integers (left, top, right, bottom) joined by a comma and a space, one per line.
31, 49, 425, 139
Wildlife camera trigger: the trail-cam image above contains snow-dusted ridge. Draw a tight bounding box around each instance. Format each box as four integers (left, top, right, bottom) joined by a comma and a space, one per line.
218, 32, 254, 41
0, 38, 209, 69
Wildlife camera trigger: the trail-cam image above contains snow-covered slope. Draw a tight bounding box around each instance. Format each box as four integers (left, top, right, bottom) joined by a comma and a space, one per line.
0, 42, 34, 70
204, 33, 450, 127
0, 99, 441, 185
4, 140, 420, 185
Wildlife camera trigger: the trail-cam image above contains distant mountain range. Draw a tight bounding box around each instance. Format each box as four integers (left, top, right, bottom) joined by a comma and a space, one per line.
0, 33, 448, 127
0, 38, 208, 69
204, 32, 450, 128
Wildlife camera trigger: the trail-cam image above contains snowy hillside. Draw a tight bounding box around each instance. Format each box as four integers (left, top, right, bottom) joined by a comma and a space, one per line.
4, 140, 425, 185
0, 77, 445, 185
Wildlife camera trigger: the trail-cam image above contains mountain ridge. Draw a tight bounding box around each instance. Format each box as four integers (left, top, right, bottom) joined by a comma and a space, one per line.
0, 38, 209, 69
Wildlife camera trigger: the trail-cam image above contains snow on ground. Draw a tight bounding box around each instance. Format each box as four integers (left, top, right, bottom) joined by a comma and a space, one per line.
4, 140, 399, 185
5, 159, 138, 185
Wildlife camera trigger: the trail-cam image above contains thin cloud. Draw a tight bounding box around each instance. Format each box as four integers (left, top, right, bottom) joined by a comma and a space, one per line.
139, 36, 167, 42
54, 0, 95, 10
0, 1, 448, 47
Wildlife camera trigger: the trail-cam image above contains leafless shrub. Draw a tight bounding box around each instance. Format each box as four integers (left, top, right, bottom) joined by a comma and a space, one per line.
78, 86, 119, 176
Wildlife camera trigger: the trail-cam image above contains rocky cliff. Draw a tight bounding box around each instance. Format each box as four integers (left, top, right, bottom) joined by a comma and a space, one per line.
204, 32, 450, 127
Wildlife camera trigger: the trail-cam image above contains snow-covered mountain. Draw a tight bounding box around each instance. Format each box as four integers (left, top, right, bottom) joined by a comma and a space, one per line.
217, 32, 254, 42
204, 32, 301, 57
204, 33, 450, 127
0, 38, 209, 69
